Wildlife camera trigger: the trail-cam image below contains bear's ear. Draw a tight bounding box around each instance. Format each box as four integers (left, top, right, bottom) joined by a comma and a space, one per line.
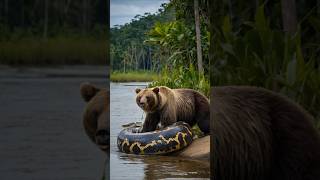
80, 82, 100, 102
152, 87, 159, 94
135, 88, 141, 94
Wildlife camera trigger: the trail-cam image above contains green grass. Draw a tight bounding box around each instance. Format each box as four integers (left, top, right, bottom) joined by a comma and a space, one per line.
191, 124, 205, 139
150, 64, 210, 97
0, 37, 107, 65
111, 71, 158, 82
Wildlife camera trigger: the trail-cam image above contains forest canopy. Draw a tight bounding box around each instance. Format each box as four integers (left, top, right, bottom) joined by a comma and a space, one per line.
110, 0, 210, 96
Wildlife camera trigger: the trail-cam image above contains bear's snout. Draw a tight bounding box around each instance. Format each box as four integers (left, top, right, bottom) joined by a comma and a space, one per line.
138, 97, 148, 108
95, 129, 109, 150
139, 101, 146, 107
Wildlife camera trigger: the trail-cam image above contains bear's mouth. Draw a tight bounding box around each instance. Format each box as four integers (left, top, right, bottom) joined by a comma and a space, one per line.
99, 144, 109, 151
95, 129, 109, 152
138, 103, 146, 109
141, 106, 148, 111
139, 104, 149, 111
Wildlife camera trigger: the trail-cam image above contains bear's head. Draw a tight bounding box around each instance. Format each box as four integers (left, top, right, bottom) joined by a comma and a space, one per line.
80, 82, 109, 153
135, 87, 160, 112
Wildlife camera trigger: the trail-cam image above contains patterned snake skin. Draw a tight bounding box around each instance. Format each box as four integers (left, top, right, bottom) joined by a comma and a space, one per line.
117, 122, 193, 155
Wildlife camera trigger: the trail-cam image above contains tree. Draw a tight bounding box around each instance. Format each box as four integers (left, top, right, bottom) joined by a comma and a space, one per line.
281, 0, 297, 34
110, 5, 174, 72
194, 0, 204, 73
43, 0, 48, 40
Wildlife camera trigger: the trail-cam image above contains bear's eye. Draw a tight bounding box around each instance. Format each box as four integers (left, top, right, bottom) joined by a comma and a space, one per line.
146, 96, 150, 101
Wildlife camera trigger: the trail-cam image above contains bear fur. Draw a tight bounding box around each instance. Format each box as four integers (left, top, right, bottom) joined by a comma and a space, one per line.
211, 86, 320, 180
80, 82, 109, 153
135, 86, 210, 134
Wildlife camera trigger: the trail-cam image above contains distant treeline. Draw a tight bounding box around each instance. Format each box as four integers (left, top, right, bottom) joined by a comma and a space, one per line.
110, 4, 175, 72
0, 0, 107, 39
0, 0, 108, 65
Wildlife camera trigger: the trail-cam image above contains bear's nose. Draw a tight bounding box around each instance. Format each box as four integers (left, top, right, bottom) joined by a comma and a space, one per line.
95, 129, 109, 146
139, 102, 145, 107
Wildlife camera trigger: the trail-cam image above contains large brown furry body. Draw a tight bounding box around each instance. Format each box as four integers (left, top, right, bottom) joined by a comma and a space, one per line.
211, 86, 320, 180
136, 86, 210, 134
80, 83, 109, 153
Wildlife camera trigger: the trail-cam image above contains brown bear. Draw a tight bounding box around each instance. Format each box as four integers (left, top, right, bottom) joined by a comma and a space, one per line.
211, 86, 320, 180
80, 82, 109, 153
135, 86, 210, 134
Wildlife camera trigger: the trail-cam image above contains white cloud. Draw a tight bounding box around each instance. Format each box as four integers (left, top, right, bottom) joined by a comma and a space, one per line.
111, 4, 145, 17
110, 0, 169, 27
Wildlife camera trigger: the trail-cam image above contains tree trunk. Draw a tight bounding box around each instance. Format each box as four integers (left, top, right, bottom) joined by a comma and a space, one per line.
130, 44, 134, 70
135, 46, 138, 71
318, 0, 320, 15
194, 0, 204, 74
43, 0, 48, 40
123, 57, 126, 73
148, 46, 152, 71
4, 0, 8, 26
281, 0, 297, 34
228, 0, 233, 19
82, 0, 88, 35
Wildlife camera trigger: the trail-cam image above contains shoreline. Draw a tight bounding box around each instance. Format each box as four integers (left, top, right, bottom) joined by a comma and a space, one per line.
0, 65, 109, 79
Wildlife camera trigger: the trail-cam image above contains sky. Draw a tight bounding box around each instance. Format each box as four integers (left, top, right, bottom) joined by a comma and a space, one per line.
110, 0, 169, 27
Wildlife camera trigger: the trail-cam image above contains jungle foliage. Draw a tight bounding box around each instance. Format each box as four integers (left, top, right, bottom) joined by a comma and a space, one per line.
209, 1, 320, 127
150, 64, 210, 97
110, 1, 210, 96
110, 4, 175, 72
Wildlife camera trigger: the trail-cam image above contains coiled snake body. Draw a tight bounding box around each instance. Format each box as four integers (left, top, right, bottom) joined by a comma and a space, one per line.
117, 122, 193, 155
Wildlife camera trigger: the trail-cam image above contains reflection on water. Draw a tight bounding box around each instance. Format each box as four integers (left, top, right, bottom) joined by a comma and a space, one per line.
0, 66, 107, 180
110, 82, 210, 179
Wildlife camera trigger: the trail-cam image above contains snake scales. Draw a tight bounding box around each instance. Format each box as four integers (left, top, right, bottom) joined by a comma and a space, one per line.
117, 122, 193, 155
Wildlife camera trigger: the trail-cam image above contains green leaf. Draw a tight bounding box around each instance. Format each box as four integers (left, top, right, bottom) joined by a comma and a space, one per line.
177, 34, 184, 41
287, 56, 297, 85
255, 4, 268, 32
222, 15, 232, 39
308, 17, 320, 32
221, 43, 235, 55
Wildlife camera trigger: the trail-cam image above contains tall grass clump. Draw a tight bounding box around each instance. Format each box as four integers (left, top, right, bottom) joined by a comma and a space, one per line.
150, 64, 210, 97
145, 20, 210, 97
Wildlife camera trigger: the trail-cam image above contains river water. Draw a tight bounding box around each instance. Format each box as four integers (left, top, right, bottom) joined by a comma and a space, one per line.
0, 66, 108, 180
110, 82, 210, 180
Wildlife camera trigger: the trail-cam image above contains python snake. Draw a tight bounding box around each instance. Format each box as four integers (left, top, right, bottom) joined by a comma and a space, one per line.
117, 122, 193, 155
